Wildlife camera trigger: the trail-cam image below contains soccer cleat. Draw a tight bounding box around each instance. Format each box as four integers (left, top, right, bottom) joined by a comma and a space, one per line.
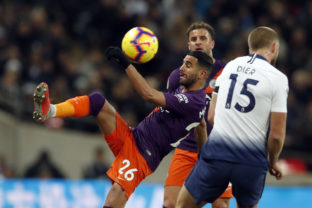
33, 82, 51, 122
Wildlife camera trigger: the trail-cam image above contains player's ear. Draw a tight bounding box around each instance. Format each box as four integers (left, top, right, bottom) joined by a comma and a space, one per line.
270, 41, 277, 54
200, 69, 208, 79
210, 40, 215, 50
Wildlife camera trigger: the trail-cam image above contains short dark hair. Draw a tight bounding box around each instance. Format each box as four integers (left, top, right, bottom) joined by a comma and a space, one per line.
248, 26, 279, 51
187, 50, 213, 70
186, 22, 215, 40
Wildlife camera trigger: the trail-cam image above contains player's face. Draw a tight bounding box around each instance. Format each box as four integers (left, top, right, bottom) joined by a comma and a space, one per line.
179, 55, 200, 87
188, 29, 215, 55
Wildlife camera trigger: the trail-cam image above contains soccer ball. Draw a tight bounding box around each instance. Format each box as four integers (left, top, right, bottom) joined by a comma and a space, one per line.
121, 27, 158, 64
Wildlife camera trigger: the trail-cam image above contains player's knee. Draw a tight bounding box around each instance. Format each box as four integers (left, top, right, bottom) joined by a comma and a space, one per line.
175, 199, 187, 208
212, 198, 230, 208
163, 196, 176, 208
88, 92, 106, 116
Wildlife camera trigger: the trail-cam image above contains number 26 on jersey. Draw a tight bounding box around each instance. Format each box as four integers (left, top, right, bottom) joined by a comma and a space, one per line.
118, 159, 138, 181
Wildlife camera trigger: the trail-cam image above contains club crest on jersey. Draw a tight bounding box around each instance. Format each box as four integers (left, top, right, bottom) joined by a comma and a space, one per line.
175, 94, 189, 103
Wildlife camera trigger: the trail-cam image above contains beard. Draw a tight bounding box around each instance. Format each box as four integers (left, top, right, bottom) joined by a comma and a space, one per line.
180, 73, 198, 88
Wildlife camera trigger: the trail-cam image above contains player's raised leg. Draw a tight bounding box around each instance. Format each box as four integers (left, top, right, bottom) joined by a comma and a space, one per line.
94, 97, 117, 136
33, 82, 92, 121
33, 82, 128, 207
33, 82, 117, 135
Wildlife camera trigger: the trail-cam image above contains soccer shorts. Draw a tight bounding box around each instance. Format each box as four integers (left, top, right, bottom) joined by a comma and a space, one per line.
185, 158, 267, 206
164, 148, 233, 198
104, 112, 152, 198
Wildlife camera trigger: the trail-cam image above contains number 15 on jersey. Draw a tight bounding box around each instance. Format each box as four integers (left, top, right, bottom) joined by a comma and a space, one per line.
225, 73, 259, 113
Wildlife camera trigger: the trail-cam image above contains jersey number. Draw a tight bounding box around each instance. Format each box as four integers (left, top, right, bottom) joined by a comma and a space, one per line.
118, 159, 138, 181
225, 74, 259, 113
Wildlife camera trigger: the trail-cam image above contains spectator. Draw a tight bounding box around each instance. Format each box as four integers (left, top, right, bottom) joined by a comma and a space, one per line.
24, 150, 65, 179
83, 147, 110, 179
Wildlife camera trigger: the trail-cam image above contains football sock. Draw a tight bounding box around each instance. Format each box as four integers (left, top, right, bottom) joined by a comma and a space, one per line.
55, 96, 90, 117
89, 92, 106, 116
53, 93, 105, 118
48, 104, 56, 118
103, 206, 112, 208
163, 206, 168, 208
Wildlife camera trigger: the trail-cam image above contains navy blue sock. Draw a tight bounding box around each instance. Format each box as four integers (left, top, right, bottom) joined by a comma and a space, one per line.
88, 92, 106, 116
103, 206, 112, 208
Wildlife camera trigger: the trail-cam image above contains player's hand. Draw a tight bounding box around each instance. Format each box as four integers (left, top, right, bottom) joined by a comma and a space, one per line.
269, 162, 283, 180
105, 46, 131, 70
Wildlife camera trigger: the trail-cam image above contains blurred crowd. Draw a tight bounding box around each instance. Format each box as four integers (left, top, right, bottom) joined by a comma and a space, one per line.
0, 0, 312, 176
0, 148, 110, 179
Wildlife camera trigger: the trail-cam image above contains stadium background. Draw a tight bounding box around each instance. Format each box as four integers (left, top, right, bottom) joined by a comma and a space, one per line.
0, 0, 311, 207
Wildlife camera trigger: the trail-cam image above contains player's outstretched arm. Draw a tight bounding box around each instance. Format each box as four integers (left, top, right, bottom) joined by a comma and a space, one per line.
267, 112, 287, 180
125, 65, 165, 106
105, 47, 165, 107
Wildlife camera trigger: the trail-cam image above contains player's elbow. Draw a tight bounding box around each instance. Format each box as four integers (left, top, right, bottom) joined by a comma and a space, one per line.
142, 89, 165, 106
138, 85, 154, 100
141, 91, 159, 106
142, 88, 157, 101
141, 90, 154, 101
269, 130, 285, 145
207, 114, 214, 126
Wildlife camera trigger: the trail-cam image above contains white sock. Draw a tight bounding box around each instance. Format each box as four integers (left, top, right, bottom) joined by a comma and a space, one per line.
49, 104, 56, 118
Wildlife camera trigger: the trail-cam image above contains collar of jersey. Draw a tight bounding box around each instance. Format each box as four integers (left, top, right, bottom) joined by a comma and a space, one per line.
248, 53, 268, 62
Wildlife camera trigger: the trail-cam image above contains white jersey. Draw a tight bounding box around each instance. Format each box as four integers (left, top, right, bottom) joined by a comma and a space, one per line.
201, 54, 289, 166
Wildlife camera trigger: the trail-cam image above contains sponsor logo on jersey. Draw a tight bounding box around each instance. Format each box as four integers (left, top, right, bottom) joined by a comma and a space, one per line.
175, 94, 189, 103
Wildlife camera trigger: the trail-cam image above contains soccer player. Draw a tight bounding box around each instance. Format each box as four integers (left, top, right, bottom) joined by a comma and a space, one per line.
33, 48, 213, 208
176, 26, 289, 208
163, 22, 232, 208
